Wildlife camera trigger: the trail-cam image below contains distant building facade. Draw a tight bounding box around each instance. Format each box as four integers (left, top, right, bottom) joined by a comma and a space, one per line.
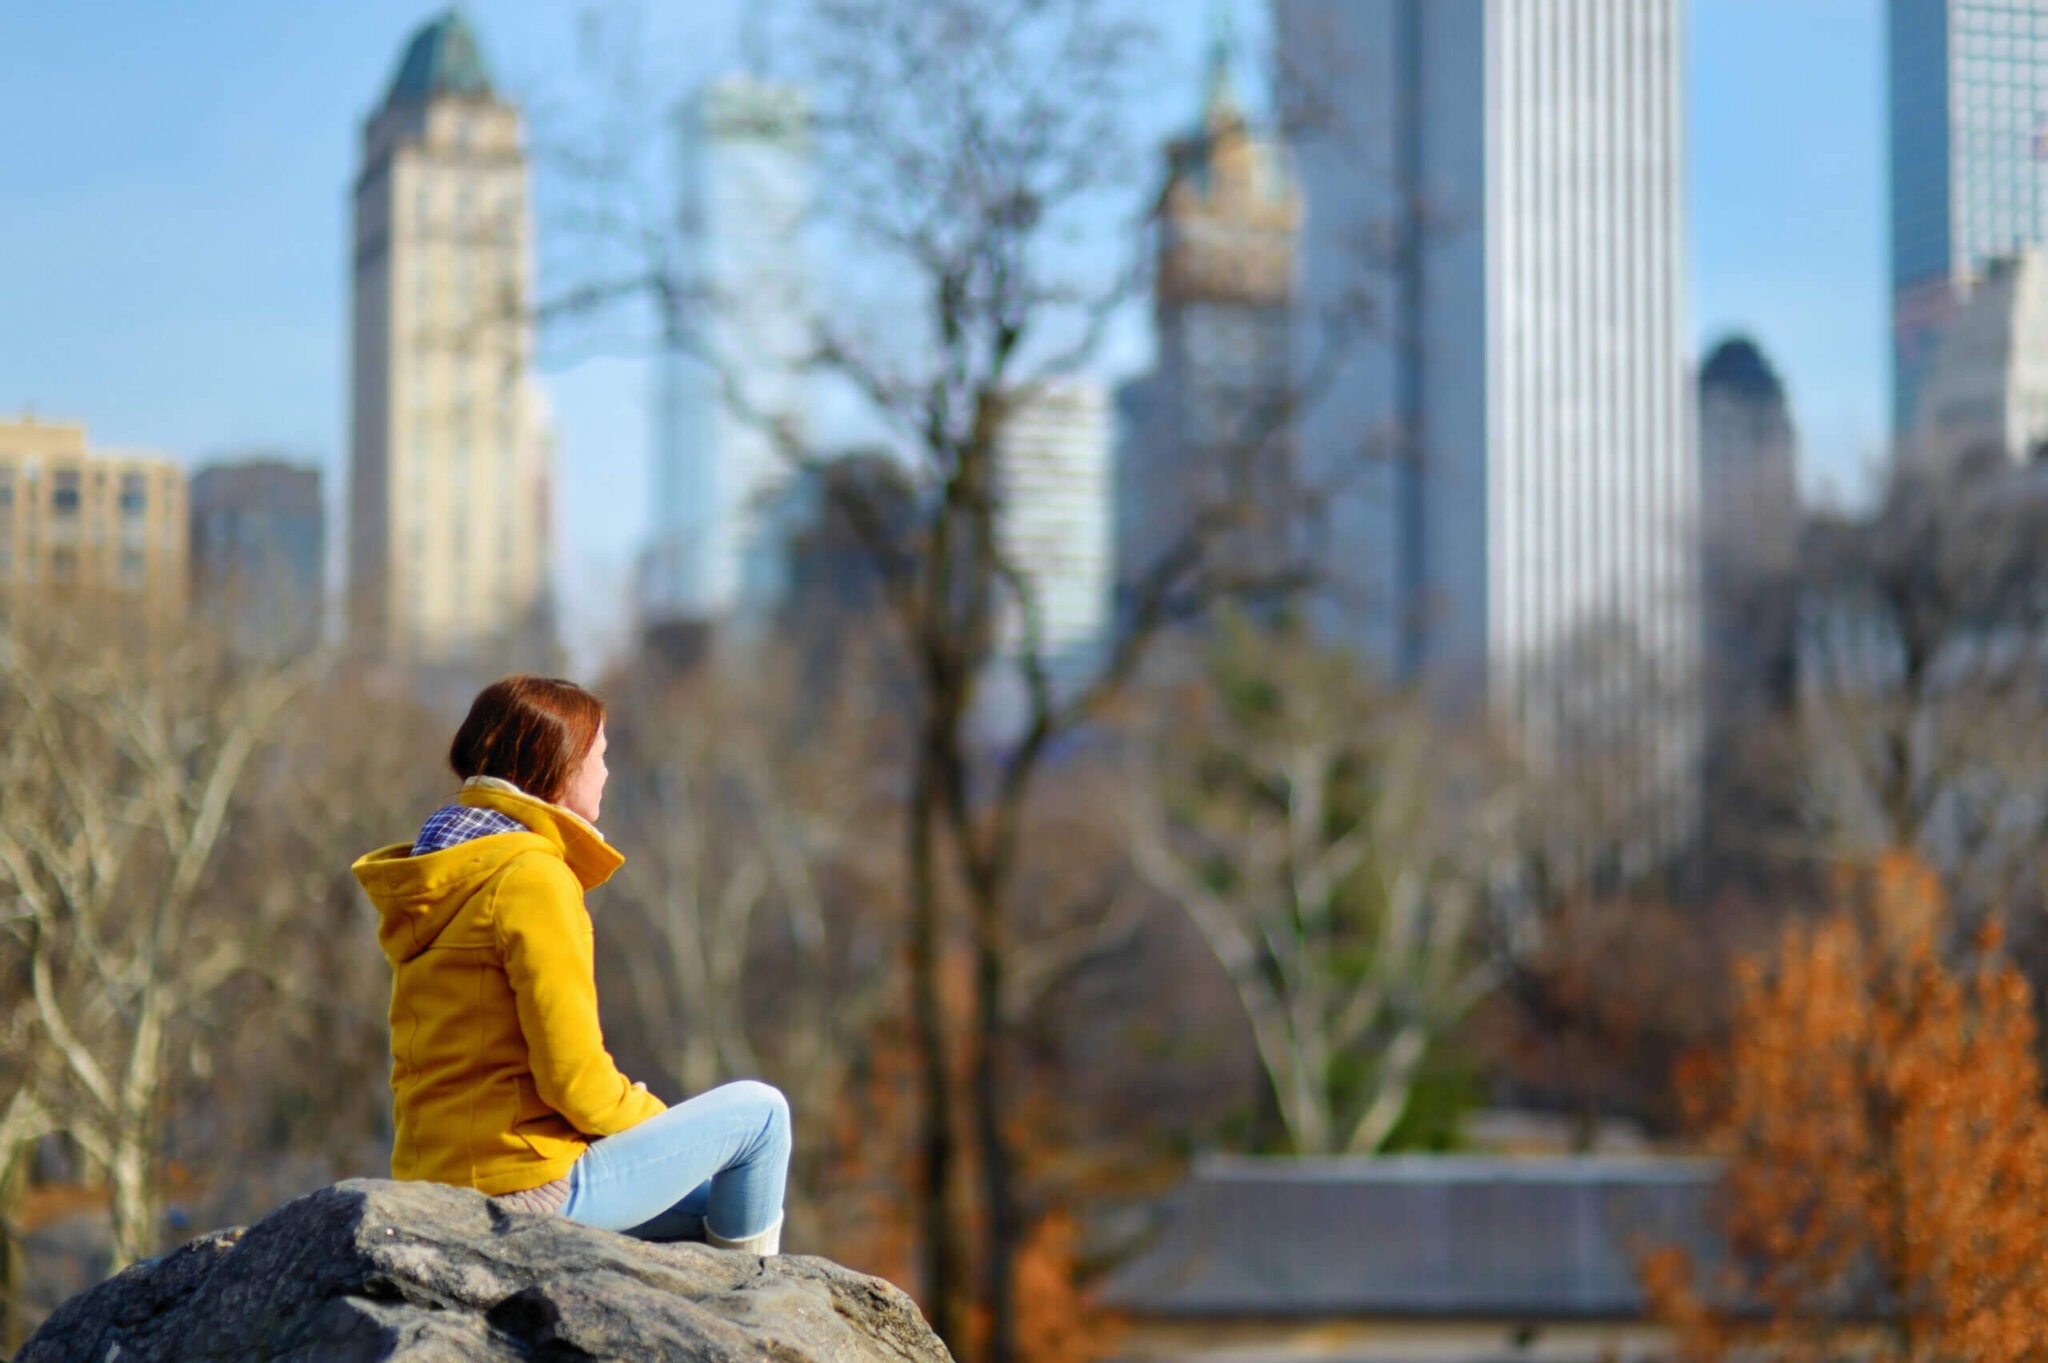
1279, 0, 1698, 847
1700, 338, 1801, 579
349, 10, 554, 668
0, 415, 187, 617
1912, 248, 2048, 475
645, 75, 812, 631
998, 382, 1114, 694
190, 458, 325, 647
1117, 21, 1300, 621
1698, 337, 1801, 726
1890, 0, 2048, 438
747, 451, 919, 696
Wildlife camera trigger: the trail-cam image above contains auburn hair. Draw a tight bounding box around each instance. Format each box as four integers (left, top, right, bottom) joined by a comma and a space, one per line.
448, 676, 606, 804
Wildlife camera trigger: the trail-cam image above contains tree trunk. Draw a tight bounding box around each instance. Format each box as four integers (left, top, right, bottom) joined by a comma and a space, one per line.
909, 747, 964, 1349
971, 876, 1019, 1363
106, 1121, 155, 1272
0, 1143, 27, 1355
1345, 1023, 1428, 1154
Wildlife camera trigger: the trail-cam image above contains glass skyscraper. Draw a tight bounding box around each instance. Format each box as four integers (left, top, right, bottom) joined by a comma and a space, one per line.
645, 76, 812, 628
1891, 0, 2048, 438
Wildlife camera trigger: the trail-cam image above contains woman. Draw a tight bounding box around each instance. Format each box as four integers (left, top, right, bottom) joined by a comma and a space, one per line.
352, 675, 788, 1253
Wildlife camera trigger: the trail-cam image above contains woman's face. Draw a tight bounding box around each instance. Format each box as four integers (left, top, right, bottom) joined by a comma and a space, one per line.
561, 723, 609, 824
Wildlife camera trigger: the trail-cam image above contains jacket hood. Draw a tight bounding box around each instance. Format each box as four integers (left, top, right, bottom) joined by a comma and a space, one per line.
352, 777, 625, 966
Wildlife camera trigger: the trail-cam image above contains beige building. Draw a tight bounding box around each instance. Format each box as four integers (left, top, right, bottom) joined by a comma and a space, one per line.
1912, 248, 2048, 478
0, 415, 187, 618
1116, 17, 1301, 623
349, 10, 553, 668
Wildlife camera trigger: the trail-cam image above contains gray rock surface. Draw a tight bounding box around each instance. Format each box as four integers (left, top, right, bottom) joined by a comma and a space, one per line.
17, 1179, 950, 1363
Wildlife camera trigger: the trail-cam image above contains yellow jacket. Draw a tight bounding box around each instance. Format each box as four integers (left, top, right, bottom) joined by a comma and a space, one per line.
352, 779, 666, 1194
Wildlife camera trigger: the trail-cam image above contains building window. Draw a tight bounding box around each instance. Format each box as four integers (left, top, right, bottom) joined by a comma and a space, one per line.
51, 470, 81, 515
50, 548, 77, 583
119, 549, 146, 589
119, 473, 147, 515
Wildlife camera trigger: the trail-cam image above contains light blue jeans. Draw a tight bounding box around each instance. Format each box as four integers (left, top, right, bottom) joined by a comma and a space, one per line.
558, 1080, 790, 1242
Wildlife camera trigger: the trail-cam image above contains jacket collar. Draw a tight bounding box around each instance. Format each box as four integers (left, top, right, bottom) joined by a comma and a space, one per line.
458, 776, 624, 891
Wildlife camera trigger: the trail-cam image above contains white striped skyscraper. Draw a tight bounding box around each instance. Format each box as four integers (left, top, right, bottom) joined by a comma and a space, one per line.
998, 381, 1114, 695
1280, 0, 1697, 809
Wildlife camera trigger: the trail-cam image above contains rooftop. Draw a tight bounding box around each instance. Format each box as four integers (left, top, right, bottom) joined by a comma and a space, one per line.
1700, 335, 1787, 405
385, 9, 494, 109
1100, 1154, 1721, 1321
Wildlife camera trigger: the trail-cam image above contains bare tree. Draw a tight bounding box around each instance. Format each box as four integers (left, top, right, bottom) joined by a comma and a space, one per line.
1125, 618, 1519, 1155
597, 647, 904, 1242
0, 610, 318, 1267
183, 666, 454, 1219
539, 2, 1370, 1352
1799, 464, 2048, 916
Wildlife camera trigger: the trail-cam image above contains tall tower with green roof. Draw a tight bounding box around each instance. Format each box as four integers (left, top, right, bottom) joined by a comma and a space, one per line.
348, 9, 554, 669
1115, 7, 1300, 624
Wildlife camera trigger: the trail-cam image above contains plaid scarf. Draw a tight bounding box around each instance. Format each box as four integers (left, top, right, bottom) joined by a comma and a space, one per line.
411, 802, 527, 856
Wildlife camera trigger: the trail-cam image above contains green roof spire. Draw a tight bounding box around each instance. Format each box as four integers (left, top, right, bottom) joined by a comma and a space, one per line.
1202, 0, 1243, 128
385, 8, 495, 108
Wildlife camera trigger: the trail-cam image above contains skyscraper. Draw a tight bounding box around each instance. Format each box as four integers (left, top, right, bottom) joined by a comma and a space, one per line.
1891, 0, 2048, 439
1699, 338, 1800, 580
1118, 17, 1300, 619
349, 10, 553, 668
1913, 248, 2048, 474
998, 382, 1114, 693
1279, 0, 1696, 780
190, 458, 325, 649
1698, 337, 1800, 723
644, 76, 812, 630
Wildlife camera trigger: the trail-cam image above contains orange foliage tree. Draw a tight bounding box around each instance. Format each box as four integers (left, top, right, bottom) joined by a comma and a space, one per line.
1644, 855, 2048, 1359
818, 957, 1122, 1363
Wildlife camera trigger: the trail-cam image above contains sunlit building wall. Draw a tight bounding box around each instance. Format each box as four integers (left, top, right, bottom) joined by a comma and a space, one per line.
349, 12, 553, 667
0, 415, 187, 617
1912, 248, 2048, 474
999, 382, 1114, 693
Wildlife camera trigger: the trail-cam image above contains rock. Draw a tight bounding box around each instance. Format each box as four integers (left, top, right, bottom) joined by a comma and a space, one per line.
17, 1179, 951, 1363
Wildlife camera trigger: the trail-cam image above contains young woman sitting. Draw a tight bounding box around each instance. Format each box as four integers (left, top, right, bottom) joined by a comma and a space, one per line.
352, 675, 789, 1253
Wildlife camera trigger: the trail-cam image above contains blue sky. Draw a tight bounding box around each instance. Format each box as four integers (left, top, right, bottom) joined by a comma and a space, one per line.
0, 1, 1887, 667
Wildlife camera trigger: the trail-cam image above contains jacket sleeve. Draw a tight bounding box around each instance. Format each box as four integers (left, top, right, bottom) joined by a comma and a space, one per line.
493, 853, 667, 1137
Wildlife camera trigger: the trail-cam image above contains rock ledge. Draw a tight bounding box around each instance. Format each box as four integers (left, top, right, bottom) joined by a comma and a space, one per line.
18, 1178, 950, 1363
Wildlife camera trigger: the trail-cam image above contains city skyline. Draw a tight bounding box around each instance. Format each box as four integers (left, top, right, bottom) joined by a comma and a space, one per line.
0, 0, 1889, 669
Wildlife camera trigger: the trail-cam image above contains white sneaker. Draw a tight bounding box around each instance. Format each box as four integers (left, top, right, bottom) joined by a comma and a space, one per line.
706, 1212, 783, 1257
